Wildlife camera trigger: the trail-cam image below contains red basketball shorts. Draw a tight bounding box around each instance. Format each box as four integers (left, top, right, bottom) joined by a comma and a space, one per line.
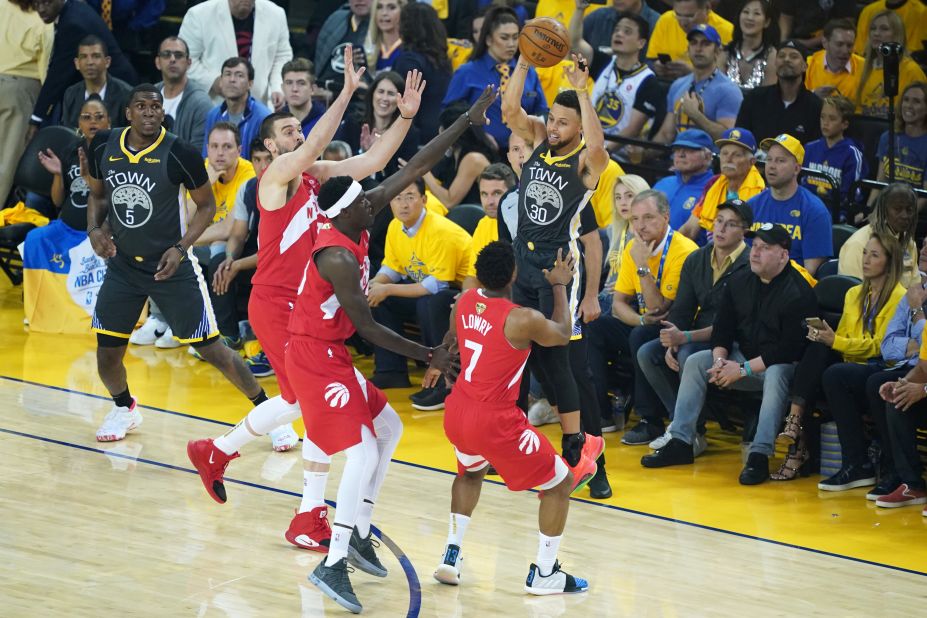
286, 334, 386, 456
248, 284, 296, 403
443, 391, 558, 492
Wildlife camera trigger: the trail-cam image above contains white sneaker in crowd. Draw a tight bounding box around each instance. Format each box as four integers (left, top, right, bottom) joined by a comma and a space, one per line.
528, 399, 559, 426
129, 315, 167, 345
155, 327, 181, 349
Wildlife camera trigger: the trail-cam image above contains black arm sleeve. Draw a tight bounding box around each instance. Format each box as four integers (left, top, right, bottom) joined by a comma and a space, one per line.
87, 130, 112, 180
168, 139, 209, 190
665, 251, 700, 330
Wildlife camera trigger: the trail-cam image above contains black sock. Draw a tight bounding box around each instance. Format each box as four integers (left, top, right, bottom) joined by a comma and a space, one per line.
249, 389, 268, 406
561, 432, 585, 467
113, 389, 133, 408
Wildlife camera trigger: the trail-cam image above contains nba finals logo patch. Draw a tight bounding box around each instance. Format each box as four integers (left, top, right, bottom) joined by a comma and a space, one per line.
324, 382, 350, 408
475, 302, 486, 315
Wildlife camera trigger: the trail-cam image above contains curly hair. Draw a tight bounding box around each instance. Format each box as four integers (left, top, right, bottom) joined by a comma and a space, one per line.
399, 3, 452, 73
474, 241, 516, 290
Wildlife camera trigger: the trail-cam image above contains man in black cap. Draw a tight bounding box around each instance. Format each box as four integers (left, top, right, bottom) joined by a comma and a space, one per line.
735, 40, 823, 145
641, 223, 817, 485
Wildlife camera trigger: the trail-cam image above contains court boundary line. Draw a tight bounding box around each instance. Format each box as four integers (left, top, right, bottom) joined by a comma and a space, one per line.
3, 374, 926, 579
0, 426, 422, 618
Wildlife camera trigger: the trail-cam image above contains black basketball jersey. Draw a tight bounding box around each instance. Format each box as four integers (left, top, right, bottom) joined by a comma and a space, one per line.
59, 144, 91, 231
516, 140, 595, 244
99, 127, 184, 259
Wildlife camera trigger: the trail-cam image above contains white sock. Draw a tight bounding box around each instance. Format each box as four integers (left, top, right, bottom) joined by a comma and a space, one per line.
447, 513, 470, 547
299, 470, 329, 513
536, 532, 561, 577
355, 499, 375, 538
326, 524, 353, 566
214, 396, 300, 455
324, 427, 378, 567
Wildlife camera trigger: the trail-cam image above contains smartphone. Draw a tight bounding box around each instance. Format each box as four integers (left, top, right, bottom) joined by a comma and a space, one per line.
657, 53, 673, 64
804, 317, 825, 329
588, 0, 608, 4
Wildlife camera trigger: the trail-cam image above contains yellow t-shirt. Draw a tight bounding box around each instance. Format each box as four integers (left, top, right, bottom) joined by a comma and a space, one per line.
535, 60, 594, 109
920, 321, 927, 360
804, 50, 865, 98
834, 283, 907, 363
425, 190, 448, 216
466, 215, 499, 277
856, 57, 927, 117
203, 158, 255, 223
535, 0, 597, 27
588, 158, 626, 229
646, 11, 734, 61
447, 38, 473, 72
854, 0, 927, 55
615, 230, 698, 314
384, 211, 473, 286
693, 166, 766, 231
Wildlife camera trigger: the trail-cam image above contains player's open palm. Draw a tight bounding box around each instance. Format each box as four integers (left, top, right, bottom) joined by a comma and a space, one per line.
342, 44, 366, 94
542, 248, 576, 287
37, 148, 61, 176
397, 69, 425, 119
467, 85, 497, 126
564, 53, 589, 90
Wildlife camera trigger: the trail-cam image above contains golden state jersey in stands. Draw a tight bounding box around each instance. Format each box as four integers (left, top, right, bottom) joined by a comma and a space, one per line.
100, 127, 184, 259
517, 139, 595, 244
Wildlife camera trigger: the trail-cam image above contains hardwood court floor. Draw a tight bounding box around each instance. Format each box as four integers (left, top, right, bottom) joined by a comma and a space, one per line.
1, 279, 926, 616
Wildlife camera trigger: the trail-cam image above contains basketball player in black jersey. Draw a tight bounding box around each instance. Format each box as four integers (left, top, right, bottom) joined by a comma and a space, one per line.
501, 54, 610, 474
81, 84, 269, 442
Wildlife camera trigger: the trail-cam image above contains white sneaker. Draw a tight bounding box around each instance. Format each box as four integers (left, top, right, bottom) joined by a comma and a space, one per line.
269, 424, 299, 452
129, 315, 167, 345
649, 433, 671, 450
524, 561, 588, 595
693, 433, 708, 457
155, 328, 181, 349
528, 399, 559, 426
96, 398, 142, 442
434, 544, 463, 585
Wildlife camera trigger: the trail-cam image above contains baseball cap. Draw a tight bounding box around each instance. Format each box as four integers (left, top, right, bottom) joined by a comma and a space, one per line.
746, 222, 792, 250
715, 127, 757, 153
717, 199, 753, 228
670, 129, 715, 151
687, 23, 722, 46
760, 133, 805, 165
776, 39, 810, 59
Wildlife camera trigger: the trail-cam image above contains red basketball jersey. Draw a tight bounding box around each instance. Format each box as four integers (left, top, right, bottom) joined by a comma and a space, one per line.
288, 223, 371, 341
251, 172, 327, 292
453, 288, 530, 403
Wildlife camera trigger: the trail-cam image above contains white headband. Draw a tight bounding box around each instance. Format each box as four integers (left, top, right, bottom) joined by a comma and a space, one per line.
325, 180, 363, 219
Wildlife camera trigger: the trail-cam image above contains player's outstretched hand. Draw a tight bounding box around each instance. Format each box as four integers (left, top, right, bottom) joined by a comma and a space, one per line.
467, 85, 497, 126
564, 52, 589, 89
342, 44, 367, 94
155, 245, 184, 281
542, 248, 576, 287
397, 69, 425, 119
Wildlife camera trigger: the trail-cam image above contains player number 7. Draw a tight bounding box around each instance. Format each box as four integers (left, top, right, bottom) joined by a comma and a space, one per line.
462, 339, 483, 383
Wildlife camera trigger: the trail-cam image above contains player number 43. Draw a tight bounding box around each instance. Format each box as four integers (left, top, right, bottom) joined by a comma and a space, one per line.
462, 339, 483, 382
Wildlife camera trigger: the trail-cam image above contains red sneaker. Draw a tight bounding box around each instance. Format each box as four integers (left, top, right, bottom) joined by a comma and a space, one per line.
186, 439, 239, 504
285, 507, 332, 553
875, 483, 927, 508
569, 434, 605, 495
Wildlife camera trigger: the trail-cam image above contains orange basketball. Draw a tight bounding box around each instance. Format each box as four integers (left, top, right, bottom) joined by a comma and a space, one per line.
518, 18, 570, 68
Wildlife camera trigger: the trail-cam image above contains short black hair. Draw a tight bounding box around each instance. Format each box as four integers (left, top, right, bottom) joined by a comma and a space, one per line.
159, 35, 190, 56
129, 83, 164, 103
77, 34, 108, 56
209, 121, 241, 146
318, 176, 356, 213
222, 56, 255, 81
552, 90, 581, 116
250, 137, 269, 155
475, 241, 515, 290
404, 178, 427, 195
479, 163, 517, 189
260, 111, 296, 140
615, 12, 650, 40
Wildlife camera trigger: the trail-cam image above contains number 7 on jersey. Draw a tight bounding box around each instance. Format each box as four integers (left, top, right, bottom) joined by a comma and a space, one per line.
462, 339, 483, 382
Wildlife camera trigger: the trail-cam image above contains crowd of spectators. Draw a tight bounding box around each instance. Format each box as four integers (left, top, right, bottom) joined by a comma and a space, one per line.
3, 0, 927, 510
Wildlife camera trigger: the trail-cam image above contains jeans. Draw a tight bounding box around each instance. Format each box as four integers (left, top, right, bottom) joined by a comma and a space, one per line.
371, 287, 457, 376
668, 347, 794, 456
637, 338, 711, 419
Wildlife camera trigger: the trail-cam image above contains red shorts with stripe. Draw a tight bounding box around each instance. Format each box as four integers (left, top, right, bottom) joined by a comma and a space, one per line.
248, 285, 296, 403
443, 391, 558, 492
285, 335, 386, 456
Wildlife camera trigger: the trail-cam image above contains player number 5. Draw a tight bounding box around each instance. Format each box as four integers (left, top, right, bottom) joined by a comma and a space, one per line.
462, 339, 483, 383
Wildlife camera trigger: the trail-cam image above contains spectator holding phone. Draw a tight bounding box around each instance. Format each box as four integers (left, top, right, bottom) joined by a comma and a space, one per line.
647, 0, 733, 80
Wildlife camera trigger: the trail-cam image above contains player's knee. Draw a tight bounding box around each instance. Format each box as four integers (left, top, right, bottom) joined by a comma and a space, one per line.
96, 344, 125, 370
195, 339, 230, 365
462, 467, 488, 482
547, 472, 573, 499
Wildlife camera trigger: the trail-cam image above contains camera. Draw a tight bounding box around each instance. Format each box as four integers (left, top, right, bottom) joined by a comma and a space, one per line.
878, 42, 903, 58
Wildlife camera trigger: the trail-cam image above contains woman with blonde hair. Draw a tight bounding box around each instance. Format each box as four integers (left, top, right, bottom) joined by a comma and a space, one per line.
603, 174, 651, 303
854, 10, 926, 118
364, 0, 408, 73
774, 232, 906, 482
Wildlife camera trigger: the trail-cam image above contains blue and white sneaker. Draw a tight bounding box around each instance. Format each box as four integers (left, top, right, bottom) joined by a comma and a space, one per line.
524, 561, 588, 595
433, 543, 463, 585
246, 351, 275, 377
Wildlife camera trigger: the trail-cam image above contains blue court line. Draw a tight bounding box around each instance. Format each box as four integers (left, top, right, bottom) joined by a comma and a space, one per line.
0, 425, 422, 618
3, 374, 926, 579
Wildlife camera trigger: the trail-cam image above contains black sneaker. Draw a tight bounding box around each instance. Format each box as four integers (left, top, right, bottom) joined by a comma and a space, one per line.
866, 476, 901, 501
347, 528, 387, 577
411, 383, 448, 411
308, 557, 362, 614
621, 420, 663, 445
640, 437, 694, 468
739, 452, 769, 485
410, 386, 433, 404
817, 462, 877, 492
588, 462, 612, 499
369, 372, 411, 389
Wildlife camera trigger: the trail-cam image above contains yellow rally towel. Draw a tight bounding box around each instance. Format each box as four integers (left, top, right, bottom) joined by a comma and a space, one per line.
695, 166, 765, 231
0, 202, 50, 227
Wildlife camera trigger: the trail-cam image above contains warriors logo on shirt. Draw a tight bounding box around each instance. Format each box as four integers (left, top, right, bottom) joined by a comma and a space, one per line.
595, 91, 624, 128
111, 184, 153, 228
523, 180, 564, 226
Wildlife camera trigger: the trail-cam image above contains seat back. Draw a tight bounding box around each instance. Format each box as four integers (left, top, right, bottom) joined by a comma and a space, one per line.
446, 203, 485, 236
846, 115, 889, 178
13, 126, 80, 198
814, 274, 860, 327
831, 224, 857, 258
815, 258, 839, 279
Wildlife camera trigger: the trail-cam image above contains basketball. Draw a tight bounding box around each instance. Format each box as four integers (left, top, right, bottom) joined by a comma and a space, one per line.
518, 18, 570, 68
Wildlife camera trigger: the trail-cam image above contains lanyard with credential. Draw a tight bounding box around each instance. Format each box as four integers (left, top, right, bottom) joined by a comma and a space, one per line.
637, 229, 674, 314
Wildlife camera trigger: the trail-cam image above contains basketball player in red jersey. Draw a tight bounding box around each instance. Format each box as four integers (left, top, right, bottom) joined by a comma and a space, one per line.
187, 47, 426, 550
428, 242, 596, 595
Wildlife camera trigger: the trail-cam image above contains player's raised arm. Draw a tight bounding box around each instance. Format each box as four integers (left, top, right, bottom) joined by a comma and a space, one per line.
367, 85, 498, 213
566, 53, 609, 188
501, 59, 546, 147
507, 249, 576, 347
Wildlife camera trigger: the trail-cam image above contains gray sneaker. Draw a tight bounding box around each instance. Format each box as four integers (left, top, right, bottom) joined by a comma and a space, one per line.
621, 421, 662, 445
348, 528, 388, 577
308, 557, 362, 614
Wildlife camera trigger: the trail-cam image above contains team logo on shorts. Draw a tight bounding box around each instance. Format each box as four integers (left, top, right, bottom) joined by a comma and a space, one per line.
475, 302, 486, 315
524, 180, 564, 226
518, 429, 541, 455
111, 184, 153, 228
324, 382, 350, 408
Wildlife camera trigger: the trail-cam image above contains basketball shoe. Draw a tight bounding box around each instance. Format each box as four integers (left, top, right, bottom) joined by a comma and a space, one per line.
96, 398, 142, 442
309, 557, 362, 614
348, 528, 387, 577
129, 315, 166, 345
569, 434, 604, 495
434, 543, 463, 585
269, 424, 299, 451
524, 561, 588, 595
285, 507, 331, 553
186, 438, 240, 503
